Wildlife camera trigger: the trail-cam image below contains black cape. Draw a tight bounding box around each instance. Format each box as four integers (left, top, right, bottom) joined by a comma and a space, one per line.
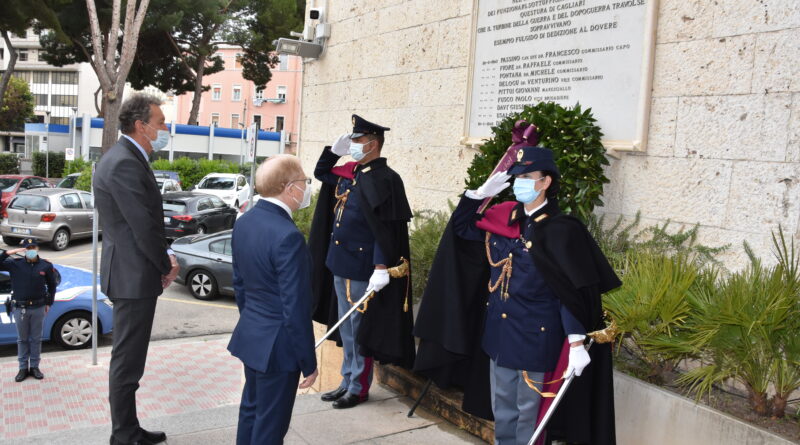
310, 152, 416, 368
414, 199, 621, 444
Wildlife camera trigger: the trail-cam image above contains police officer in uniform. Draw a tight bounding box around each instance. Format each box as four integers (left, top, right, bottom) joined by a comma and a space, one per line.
1, 238, 58, 382
311, 115, 415, 409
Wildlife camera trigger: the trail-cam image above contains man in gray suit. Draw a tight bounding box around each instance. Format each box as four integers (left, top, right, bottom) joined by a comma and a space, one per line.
94, 94, 179, 445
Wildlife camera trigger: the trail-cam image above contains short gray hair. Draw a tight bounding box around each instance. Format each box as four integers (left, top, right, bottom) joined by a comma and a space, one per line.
119, 93, 163, 134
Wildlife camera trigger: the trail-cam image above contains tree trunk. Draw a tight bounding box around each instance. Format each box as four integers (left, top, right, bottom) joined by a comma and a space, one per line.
772, 394, 787, 418
100, 90, 122, 154
0, 30, 19, 113
187, 58, 206, 125
746, 385, 770, 416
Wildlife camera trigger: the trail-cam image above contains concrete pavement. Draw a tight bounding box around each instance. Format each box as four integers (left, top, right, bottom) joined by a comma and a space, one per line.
0, 334, 485, 444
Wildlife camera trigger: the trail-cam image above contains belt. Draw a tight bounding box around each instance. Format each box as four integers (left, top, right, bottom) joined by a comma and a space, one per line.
14, 299, 45, 308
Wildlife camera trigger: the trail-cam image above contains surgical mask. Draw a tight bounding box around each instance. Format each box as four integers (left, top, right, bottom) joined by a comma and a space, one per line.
145, 123, 170, 152
292, 183, 312, 210
513, 177, 544, 204
349, 140, 374, 161
25, 250, 38, 260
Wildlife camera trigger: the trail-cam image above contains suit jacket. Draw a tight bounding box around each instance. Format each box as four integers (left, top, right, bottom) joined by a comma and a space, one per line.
227, 200, 317, 376
94, 137, 171, 300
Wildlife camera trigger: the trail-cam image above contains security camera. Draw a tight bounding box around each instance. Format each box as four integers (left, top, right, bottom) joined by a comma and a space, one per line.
309, 7, 325, 21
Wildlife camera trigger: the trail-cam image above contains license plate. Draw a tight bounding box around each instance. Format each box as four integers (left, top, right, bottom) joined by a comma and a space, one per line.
164, 217, 170, 224
11, 227, 31, 235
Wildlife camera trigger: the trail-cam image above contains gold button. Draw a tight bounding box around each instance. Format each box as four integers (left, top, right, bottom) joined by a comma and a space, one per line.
501, 313, 507, 319
336, 223, 340, 227
540, 326, 546, 332
335, 240, 340, 245
359, 247, 363, 251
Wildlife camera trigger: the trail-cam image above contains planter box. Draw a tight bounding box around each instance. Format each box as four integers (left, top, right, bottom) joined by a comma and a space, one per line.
376, 365, 795, 445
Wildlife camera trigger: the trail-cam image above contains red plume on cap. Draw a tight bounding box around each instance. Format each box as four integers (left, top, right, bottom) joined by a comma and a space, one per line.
511, 120, 539, 148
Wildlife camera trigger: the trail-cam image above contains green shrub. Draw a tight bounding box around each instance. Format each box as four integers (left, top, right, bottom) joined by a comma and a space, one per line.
409, 208, 451, 304
32, 151, 66, 178
75, 165, 93, 192
0, 153, 20, 174
63, 158, 89, 176
465, 102, 609, 222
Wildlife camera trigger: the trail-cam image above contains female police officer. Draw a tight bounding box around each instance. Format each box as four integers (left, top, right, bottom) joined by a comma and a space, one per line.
1, 238, 58, 382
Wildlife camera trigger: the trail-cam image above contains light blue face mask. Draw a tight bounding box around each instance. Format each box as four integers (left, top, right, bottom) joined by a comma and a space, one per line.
349, 139, 375, 161
146, 123, 170, 152
25, 249, 38, 260
512, 177, 544, 204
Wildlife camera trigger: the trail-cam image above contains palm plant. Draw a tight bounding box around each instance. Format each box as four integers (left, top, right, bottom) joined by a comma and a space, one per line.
603, 251, 698, 382
769, 228, 800, 417
671, 241, 798, 416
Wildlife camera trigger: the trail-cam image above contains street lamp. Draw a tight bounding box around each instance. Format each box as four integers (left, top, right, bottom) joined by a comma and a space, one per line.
70, 107, 78, 158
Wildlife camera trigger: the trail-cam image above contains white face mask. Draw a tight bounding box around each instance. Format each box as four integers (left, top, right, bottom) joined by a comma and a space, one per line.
145, 123, 170, 152
291, 183, 311, 210
349, 139, 374, 161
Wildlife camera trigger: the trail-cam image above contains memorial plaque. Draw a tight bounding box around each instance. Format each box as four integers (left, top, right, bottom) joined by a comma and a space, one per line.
464, 0, 658, 151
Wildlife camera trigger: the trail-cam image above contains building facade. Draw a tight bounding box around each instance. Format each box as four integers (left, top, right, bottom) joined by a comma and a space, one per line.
0, 28, 100, 155
296, 0, 800, 270
173, 46, 302, 153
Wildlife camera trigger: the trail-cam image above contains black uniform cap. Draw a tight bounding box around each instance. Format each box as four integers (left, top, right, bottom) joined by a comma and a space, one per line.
507, 146, 560, 177
350, 114, 390, 139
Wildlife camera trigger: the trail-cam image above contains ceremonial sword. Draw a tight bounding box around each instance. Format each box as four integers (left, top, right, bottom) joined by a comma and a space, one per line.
315, 287, 374, 350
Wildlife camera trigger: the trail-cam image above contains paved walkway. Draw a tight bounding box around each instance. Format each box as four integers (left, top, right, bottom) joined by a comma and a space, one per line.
0, 334, 485, 444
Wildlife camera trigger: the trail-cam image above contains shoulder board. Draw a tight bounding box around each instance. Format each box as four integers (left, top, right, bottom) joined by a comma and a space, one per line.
331, 162, 359, 180
475, 201, 521, 239
534, 213, 548, 223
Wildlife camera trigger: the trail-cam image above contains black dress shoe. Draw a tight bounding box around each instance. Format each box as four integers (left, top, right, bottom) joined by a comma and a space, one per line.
332, 392, 368, 409
320, 387, 348, 402
14, 369, 27, 382
29, 367, 44, 380
139, 428, 167, 443
109, 438, 158, 445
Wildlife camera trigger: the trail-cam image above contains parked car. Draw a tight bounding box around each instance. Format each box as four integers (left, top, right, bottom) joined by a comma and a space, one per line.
153, 170, 182, 187
156, 177, 182, 194
0, 175, 53, 213
236, 194, 261, 218
172, 230, 233, 300
0, 265, 114, 349
162, 192, 237, 240
0, 188, 98, 250
56, 173, 82, 189
192, 173, 251, 209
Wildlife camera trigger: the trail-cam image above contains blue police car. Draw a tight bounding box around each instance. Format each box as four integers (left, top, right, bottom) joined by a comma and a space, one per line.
0, 264, 113, 349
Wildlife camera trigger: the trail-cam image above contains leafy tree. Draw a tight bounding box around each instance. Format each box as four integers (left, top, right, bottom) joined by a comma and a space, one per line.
0, 77, 35, 131
0, 0, 65, 114
38, 0, 152, 152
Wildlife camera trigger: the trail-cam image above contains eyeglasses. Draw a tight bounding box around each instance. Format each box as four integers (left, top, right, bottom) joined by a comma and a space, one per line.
290, 178, 312, 185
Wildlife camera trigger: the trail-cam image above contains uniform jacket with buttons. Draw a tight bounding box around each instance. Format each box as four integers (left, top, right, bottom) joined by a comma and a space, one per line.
0, 251, 58, 305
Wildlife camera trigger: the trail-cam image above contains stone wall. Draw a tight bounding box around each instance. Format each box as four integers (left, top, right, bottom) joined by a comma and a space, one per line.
298, 0, 800, 270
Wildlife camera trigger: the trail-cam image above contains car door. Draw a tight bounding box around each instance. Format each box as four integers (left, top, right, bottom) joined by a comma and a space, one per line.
236, 175, 249, 205
79, 193, 97, 235
0, 272, 17, 344
195, 197, 214, 230
208, 236, 233, 295
59, 192, 88, 235
207, 196, 230, 231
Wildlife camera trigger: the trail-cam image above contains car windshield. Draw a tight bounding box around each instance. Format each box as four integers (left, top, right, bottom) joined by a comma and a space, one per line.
197, 177, 234, 190
0, 178, 19, 192
9, 195, 49, 211
156, 179, 165, 188
163, 200, 187, 213
57, 176, 77, 188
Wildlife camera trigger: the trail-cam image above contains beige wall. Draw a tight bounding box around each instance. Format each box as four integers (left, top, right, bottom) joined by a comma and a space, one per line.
298, 0, 800, 270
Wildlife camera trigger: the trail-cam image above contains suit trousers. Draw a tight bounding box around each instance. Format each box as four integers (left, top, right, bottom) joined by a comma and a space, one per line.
237, 365, 301, 445
14, 306, 45, 369
109, 298, 158, 443
333, 276, 373, 398
490, 359, 545, 445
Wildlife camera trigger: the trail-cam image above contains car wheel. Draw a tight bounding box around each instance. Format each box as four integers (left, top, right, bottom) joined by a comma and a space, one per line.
52, 311, 95, 349
51, 228, 70, 251
3, 236, 21, 246
187, 269, 219, 300
196, 225, 207, 235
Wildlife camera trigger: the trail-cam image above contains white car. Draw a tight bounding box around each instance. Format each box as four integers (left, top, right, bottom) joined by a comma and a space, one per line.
193, 174, 251, 209
155, 177, 182, 194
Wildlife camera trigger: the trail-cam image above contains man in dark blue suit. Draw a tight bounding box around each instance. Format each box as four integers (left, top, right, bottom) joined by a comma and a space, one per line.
228, 154, 318, 445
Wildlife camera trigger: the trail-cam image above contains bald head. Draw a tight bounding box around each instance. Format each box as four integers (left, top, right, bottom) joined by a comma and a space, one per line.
256, 154, 306, 198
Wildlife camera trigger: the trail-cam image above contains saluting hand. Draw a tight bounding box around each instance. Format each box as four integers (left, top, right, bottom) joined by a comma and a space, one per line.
299, 368, 319, 389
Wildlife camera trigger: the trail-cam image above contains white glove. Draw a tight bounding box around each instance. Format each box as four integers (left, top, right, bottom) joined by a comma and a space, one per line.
330, 133, 351, 156
566, 344, 591, 377
465, 171, 511, 200
366, 268, 390, 293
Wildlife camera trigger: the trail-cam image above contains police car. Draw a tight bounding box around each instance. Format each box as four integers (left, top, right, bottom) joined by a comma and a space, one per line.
0, 265, 114, 349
